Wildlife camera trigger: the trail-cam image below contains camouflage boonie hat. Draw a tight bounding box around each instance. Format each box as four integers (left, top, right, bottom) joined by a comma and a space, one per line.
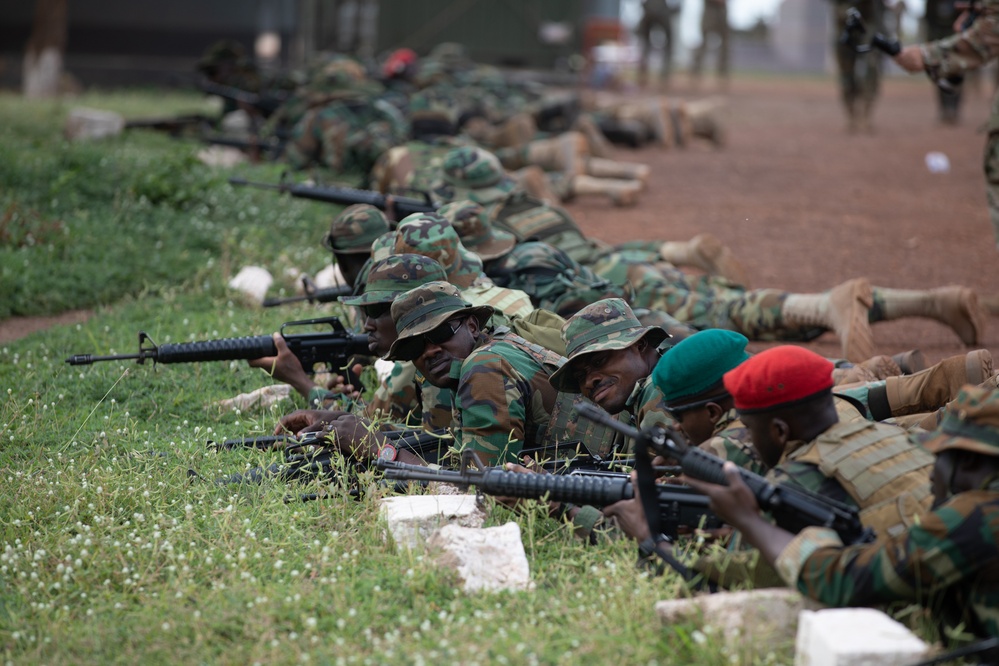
432, 146, 517, 206
340, 254, 448, 307
386, 281, 494, 362
549, 298, 670, 393
438, 200, 516, 261
922, 385, 999, 458
322, 204, 391, 254
370, 230, 399, 263
394, 213, 483, 288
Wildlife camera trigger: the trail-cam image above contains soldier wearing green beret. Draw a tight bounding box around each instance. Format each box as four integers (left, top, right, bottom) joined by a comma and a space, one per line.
688, 384, 999, 642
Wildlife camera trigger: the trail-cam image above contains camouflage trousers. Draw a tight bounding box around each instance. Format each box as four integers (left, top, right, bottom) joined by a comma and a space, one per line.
985, 131, 999, 248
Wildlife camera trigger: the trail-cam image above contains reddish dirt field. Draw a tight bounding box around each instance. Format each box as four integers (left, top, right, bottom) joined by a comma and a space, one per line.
565, 73, 999, 367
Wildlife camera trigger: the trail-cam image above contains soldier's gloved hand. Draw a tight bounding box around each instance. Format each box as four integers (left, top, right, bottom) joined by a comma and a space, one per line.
274, 409, 348, 436
249, 333, 317, 399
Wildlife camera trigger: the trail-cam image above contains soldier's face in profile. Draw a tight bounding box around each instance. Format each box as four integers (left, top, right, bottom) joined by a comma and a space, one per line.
574, 345, 647, 415
741, 413, 784, 470
361, 302, 396, 357
413, 316, 478, 390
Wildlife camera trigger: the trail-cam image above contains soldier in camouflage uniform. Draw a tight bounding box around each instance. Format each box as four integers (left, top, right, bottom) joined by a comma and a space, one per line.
894, 0, 999, 249
690, 384, 999, 641
383, 282, 565, 466
282, 58, 408, 175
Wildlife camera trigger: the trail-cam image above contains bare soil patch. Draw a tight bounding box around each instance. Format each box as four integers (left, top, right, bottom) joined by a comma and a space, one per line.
565, 74, 999, 366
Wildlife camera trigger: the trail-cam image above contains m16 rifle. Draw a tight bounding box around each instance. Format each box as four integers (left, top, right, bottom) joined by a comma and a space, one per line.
262, 278, 353, 308
377, 450, 720, 541
228, 177, 439, 222
575, 401, 874, 546
66, 315, 369, 375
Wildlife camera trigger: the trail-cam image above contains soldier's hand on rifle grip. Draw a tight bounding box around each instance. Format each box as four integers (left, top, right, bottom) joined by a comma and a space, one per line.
682, 462, 761, 529
248, 333, 317, 399
893, 45, 926, 73
273, 409, 349, 436
602, 472, 655, 543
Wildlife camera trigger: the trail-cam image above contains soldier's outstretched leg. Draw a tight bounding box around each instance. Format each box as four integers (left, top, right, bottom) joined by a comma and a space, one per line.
779, 278, 875, 362
658, 233, 749, 287
870, 350, 994, 419
871, 286, 983, 346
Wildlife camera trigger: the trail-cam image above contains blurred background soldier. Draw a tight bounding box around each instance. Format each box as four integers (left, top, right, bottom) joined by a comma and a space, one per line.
690, 0, 731, 88
637, 0, 680, 90
834, 0, 887, 132
923, 0, 964, 123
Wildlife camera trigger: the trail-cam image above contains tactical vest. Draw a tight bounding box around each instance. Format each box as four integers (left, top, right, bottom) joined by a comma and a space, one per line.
496, 331, 620, 459
489, 192, 599, 265
788, 420, 934, 538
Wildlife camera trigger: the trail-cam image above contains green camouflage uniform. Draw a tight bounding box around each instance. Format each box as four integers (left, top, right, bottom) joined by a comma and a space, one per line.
920, 0, 999, 246
283, 59, 408, 174
591, 249, 824, 341
385, 281, 562, 464
338, 253, 451, 426
775, 386, 999, 640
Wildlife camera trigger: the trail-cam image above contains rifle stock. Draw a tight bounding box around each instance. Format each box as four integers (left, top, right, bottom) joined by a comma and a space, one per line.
66, 315, 369, 375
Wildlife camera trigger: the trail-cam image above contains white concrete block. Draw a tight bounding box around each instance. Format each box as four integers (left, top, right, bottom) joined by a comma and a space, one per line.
656, 588, 821, 654
64, 107, 125, 141
795, 608, 930, 666
428, 522, 532, 593
380, 494, 486, 551
197, 146, 248, 168
228, 266, 274, 305
314, 264, 347, 289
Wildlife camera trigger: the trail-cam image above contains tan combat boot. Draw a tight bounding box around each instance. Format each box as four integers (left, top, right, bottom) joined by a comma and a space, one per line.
573, 114, 614, 159
686, 97, 726, 148
569, 174, 642, 207
526, 132, 587, 178
892, 349, 927, 375
585, 157, 650, 186
876, 286, 984, 346
512, 166, 563, 204
781, 278, 875, 363
884, 349, 994, 416
658, 233, 750, 287
493, 113, 538, 149
832, 355, 903, 385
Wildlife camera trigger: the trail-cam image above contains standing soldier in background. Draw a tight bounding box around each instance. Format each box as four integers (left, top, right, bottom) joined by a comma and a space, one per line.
923, 0, 964, 123
637, 0, 680, 90
833, 0, 887, 132
893, 0, 999, 250
690, 0, 731, 88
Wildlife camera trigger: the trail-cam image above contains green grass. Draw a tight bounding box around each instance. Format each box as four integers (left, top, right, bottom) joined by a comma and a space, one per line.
0, 88, 919, 664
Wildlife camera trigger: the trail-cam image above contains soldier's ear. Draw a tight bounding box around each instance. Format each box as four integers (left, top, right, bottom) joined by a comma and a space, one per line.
770, 418, 791, 447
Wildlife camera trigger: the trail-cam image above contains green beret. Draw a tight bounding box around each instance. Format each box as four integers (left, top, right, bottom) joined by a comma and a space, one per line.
652, 329, 750, 403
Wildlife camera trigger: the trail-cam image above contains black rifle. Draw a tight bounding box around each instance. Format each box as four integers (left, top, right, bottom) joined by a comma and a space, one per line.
214, 429, 454, 501
575, 402, 875, 546
377, 450, 721, 541
262, 278, 353, 308
124, 113, 217, 135
907, 637, 999, 666
228, 177, 439, 222
66, 315, 369, 375
196, 78, 291, 118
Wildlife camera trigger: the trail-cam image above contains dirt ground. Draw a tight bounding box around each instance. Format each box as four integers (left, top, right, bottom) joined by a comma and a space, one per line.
2, 73, 997, 367
564, 73, 999, 367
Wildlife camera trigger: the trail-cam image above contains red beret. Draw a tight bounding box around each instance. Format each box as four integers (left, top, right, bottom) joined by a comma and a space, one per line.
722, 346, 834, 413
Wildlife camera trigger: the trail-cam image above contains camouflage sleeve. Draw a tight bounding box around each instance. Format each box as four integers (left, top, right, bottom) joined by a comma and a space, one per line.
921, 0, 999, 77
365, 361, 422, 425
782, 492, 999, 608
453, 348, 532, 465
